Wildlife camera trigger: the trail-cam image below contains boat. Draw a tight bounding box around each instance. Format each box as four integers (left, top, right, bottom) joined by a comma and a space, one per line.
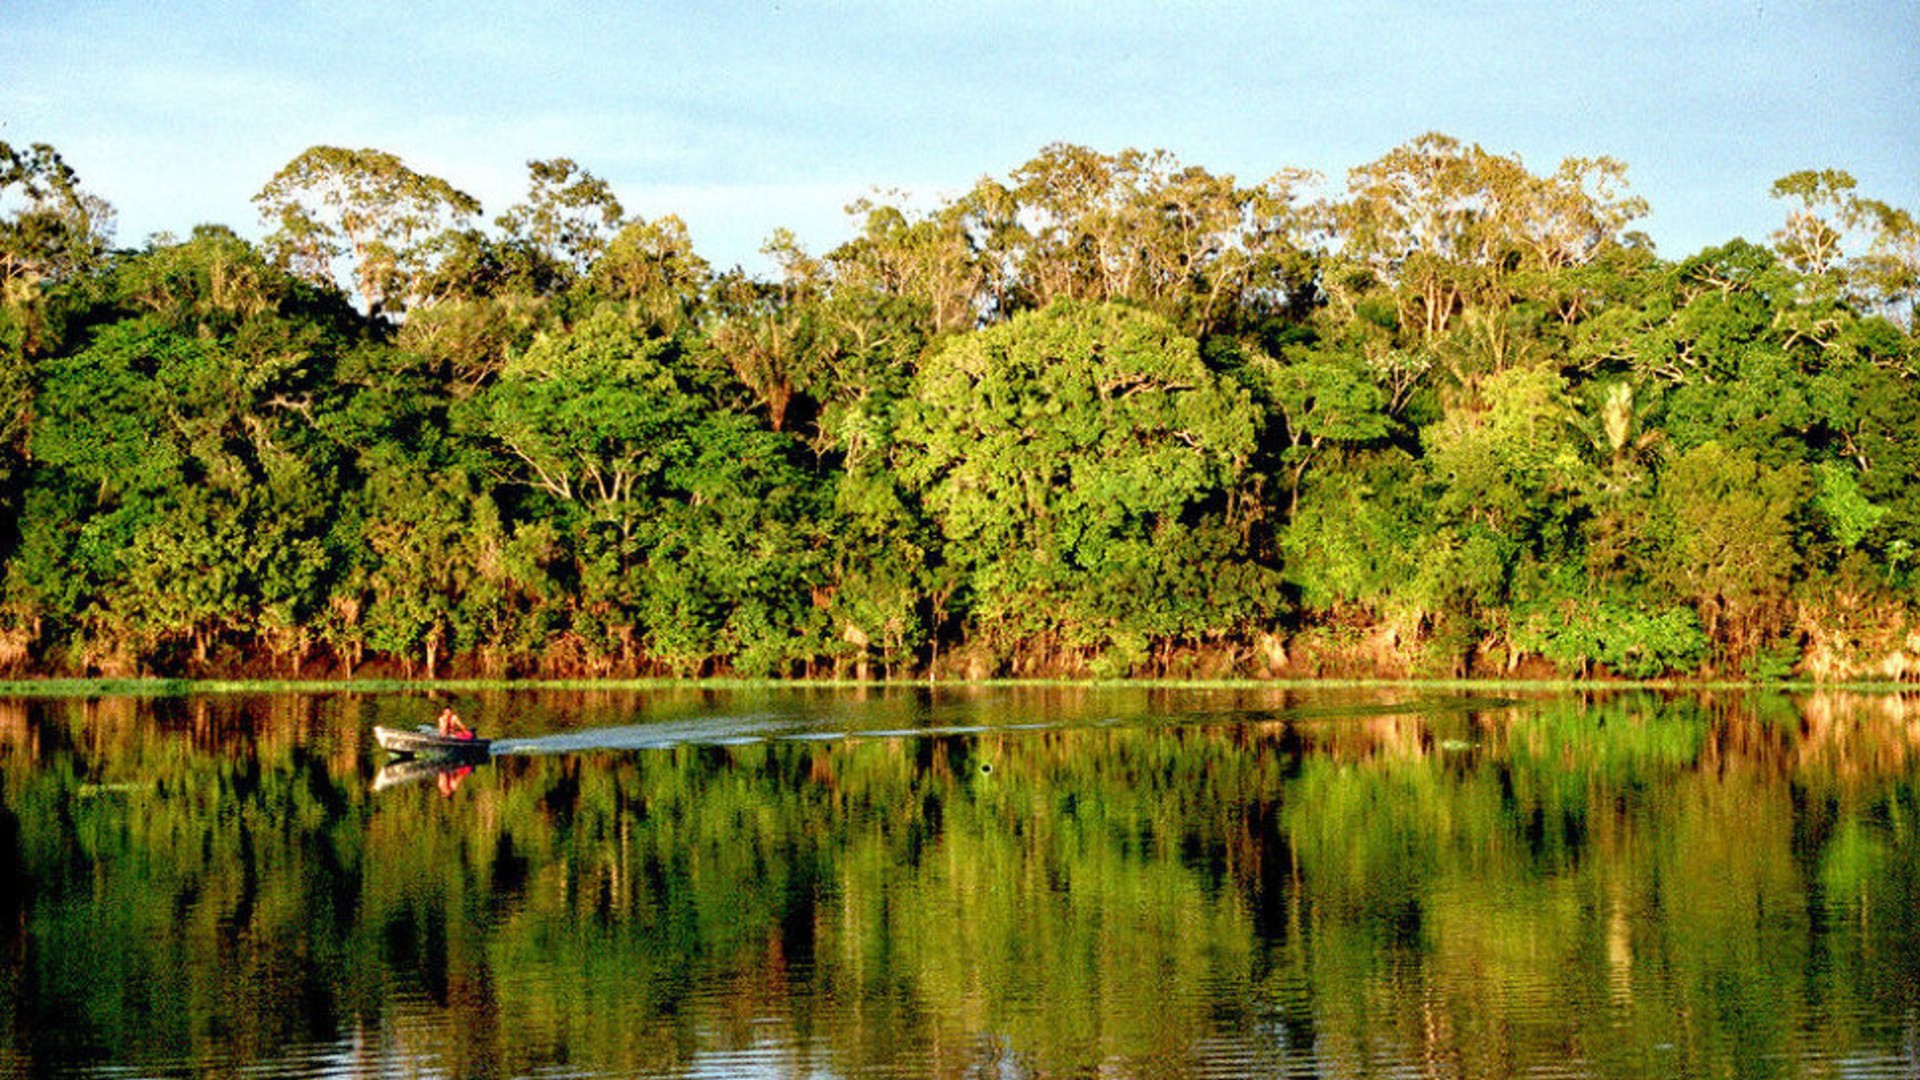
374, 724, 492, 758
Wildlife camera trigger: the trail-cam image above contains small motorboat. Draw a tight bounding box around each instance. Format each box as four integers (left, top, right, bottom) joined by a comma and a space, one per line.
374, 724, 492, 759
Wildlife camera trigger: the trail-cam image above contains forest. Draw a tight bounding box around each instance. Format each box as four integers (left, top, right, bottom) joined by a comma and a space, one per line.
0, 135, 1915, 681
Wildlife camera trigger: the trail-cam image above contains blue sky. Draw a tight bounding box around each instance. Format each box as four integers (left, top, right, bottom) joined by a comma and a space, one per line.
4, 0, 1916, 275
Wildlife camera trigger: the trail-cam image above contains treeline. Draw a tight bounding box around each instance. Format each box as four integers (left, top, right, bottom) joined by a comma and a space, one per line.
1, 136, 1916, 680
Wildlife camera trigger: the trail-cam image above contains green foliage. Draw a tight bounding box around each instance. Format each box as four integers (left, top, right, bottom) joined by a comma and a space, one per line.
1246, 342, 1392, 511
1652, 443, 1809, 663
495, 157, 625, 280
1513, 598, 1710, 678
816, 467, 935, 676
896, 300, 1270, 664
480, 309, 706, 513
253, 145, 481, 317
1813, 460, 1886, 549
1, 139, 115, 294
586, 214, 711, 329
0, 135, 1916, 679
1280, 449, 1431, 617
1424, 366, 1587, 536
476, 308, 826, 674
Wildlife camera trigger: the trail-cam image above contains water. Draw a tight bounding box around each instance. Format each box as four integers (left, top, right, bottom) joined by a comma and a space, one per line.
0, 685, 1915, 1078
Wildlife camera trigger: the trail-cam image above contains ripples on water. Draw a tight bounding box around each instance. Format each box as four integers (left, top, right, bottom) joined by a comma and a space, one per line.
2, 686, 1918, 1078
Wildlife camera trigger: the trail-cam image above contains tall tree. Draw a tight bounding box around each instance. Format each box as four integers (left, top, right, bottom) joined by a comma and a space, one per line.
1, 140, 115, 366
1, 140, 118, 573
0, 140, 115, 293
1330, 134, 1644, 374
894, 300, 1271, 668
496, 157, 626, 286
254, 146, 480, 318
588, 214, 711, 331
1770, 169, 1920, 325
708, 230, 832, 433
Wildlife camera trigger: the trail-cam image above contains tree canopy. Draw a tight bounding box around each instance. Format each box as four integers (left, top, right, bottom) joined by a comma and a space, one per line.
1, 136, 1916, 681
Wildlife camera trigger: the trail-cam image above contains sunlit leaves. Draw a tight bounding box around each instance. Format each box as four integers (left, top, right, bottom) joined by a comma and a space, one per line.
588, 214, 711, 329
476, 308, 824, 674
1423, 366, 1587, 535
3, 133, 1920, 678
1331, 133, 1646, 348
254, 145, 481, 317
1653, 443, 1809, 662
0, 139, 115, 291
481, 309, 698, 508
896, 300, 1269, 661
0, 141, 115, 364
496, 157, 626, 279
1812, 461, 1886, 550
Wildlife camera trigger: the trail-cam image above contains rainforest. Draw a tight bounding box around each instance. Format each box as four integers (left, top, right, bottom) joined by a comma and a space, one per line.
0, 136, 1916, 681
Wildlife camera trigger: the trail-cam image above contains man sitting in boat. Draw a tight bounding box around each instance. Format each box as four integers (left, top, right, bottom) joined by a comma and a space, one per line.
436, 707, 476, 740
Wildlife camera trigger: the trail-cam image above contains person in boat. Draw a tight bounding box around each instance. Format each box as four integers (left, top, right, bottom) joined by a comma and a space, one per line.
436, 707, 476, 740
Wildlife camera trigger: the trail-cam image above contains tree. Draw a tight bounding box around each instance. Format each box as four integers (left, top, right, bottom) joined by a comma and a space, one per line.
707, 230, 832, 433
1852, 199, 1920, 326
254, 146, 481, 317
1578, 380, 1663, 497
477, 308, 822, 672
944, 145, 1317, 337
587, 214, 711, 330
496, 157, 625, 283
893, 300, 1268, 667
1277, 447, 1438, 657
354, 469, 506, 677
17, 306, 343, 668
1652, 442, 1808, 665
113, 224, 300, 333
4, 135, 1919, 680
1769, 169, 1859, 278
1330, 134, 1644, 374
1, 139, 115, 407
829, 196, 987, 336
1248, 344, 1391, 514
0, 140, 115, 294
1769, 169, 1920, 325
814, 467, 935, 679
480, 310, 704, 522
1424, 366, 1587, 539
0, 141, 115, 562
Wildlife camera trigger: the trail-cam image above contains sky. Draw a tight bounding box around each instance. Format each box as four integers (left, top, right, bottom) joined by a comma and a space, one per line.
3, 0, 1916, 275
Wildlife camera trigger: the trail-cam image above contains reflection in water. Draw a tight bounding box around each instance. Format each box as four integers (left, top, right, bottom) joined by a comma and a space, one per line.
371, 756, 476, 794
0, 687, 1916, 1078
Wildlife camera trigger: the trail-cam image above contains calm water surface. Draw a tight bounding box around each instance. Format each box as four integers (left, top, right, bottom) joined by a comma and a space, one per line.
0, 685, 1916, 1078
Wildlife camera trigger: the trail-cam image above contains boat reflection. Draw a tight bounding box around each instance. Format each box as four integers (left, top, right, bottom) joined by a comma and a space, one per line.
371, 755, 479, 796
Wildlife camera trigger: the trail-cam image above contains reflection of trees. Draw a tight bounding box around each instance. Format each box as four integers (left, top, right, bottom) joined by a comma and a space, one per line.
1273, 692, 1919, 1076
0, 699, 371, 1071
0, 689, 1912, 1076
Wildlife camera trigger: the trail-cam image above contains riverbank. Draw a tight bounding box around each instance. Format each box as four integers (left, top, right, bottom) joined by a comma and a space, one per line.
3, 674, 1916, 698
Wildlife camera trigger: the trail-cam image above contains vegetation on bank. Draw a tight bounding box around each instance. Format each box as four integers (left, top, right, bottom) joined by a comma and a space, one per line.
1, 678, 1912, 700
1, 137, 1916, 681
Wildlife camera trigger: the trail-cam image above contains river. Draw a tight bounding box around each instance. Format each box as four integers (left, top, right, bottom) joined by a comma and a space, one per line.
0, 685, 1915, 1078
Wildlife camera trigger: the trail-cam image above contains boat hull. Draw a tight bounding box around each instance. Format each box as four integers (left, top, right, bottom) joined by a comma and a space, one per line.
374, 724, 491, 758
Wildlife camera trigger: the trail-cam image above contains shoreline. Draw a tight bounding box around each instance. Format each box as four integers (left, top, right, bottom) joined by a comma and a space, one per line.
3, 675, 1915, 698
